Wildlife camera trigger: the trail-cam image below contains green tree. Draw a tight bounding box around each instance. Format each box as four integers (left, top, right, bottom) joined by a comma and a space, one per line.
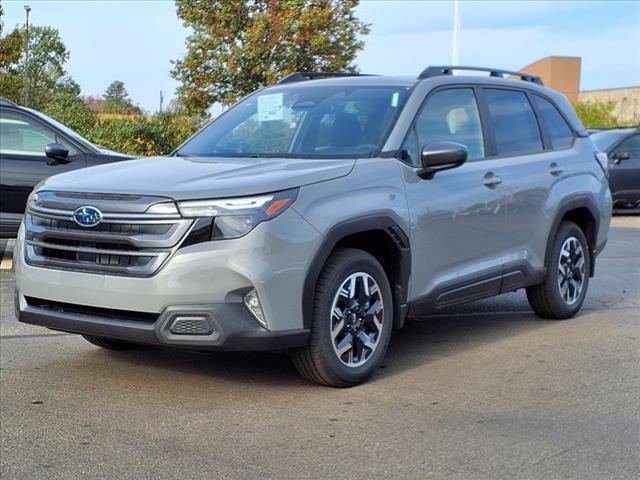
103, 80, 142, 114
21, 25, 70, 109
0, 11, 70, 110
171, 0, 369, 115
573, 100, 619, 129
44, 78, 98, 134
0, 5, 25, 102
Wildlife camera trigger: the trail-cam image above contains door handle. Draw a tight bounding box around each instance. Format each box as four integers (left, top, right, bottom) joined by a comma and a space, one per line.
549, 162, 564, 176
482, 172, 502, 188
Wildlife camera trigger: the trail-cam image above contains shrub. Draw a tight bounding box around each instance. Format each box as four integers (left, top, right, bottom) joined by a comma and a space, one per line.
573, 100, 618, 129
44, 92, 98, 133
84, 114, 200, 157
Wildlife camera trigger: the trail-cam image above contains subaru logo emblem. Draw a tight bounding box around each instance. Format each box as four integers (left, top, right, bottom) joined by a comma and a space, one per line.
73, 206, 103, 227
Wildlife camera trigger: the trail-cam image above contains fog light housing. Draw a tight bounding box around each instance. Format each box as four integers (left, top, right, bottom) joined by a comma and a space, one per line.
244, 289, 267, 329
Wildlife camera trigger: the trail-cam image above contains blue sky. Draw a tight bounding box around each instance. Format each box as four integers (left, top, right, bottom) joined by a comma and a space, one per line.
3, 0, 639, 112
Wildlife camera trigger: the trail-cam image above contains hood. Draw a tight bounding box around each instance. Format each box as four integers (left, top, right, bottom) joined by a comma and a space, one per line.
37, 155, 356, 200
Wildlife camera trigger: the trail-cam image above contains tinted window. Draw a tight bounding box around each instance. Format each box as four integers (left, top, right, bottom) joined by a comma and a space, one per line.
0, 111, 77, 157
613, 134, 640, 159
484, 89, 542, 156
408, 88, 484, 164
179, 86, 410, 159
532, 95, 573, 149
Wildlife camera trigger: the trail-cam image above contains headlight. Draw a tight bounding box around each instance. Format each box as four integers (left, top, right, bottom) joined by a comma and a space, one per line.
25, 192, 40, 212
177, 188, 298, 240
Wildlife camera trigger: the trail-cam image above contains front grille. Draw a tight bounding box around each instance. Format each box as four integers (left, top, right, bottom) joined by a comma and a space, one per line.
25, 296, 158, 323
31, 214, 172, 236
24, 192, 193, 277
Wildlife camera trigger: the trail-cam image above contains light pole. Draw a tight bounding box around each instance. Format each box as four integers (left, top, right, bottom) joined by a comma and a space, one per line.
451, 0, 460, 66
24, 5, 31, 107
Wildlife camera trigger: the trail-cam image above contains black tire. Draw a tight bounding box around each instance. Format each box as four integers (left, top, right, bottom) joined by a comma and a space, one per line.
526, 221, 591, 319
291, 248, 393, 387
82, 335, 138, 350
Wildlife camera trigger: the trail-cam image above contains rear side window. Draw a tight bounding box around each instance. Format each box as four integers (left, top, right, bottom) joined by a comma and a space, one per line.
532, 95, 574, 149
484, 89, 542, 156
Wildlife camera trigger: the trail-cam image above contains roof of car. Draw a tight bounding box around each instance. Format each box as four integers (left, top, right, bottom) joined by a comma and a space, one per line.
590, 128, 638, 135
269, 73, 553, 93
0, 96, 19, 107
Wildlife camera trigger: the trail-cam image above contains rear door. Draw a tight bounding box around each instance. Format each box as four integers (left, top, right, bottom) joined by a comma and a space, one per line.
0, 110, 87, 233
482, 88, 577, 289
609, 133, 640, 205
401, 87, 509, 309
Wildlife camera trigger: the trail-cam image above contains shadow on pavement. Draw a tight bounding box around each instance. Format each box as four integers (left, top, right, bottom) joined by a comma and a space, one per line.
72, 309, 556, 388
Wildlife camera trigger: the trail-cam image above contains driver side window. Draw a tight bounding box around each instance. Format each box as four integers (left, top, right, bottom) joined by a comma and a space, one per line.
613, 134, 640, 159
0, 111, 78, 157
402, 88, 485, 166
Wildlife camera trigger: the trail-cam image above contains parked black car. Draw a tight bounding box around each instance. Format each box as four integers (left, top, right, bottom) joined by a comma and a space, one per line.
590, 128, 640, 208
0, 97, 132, 237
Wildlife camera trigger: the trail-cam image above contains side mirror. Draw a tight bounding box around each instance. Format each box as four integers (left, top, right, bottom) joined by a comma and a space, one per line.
418, 141, 468, 179
611, 151, 631, 163
45, 143, 70, 164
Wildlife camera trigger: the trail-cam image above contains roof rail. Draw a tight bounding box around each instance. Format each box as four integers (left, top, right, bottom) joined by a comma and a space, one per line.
277, 72, 373, 85
418, 66, 544, 85
0, 97, 18, 107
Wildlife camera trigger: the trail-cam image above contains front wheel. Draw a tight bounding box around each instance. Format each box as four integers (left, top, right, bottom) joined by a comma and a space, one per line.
526, 221, 590, 319
291, 248, 393, 387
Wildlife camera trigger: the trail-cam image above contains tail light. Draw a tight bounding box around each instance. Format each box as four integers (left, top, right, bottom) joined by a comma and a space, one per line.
594, 151, 609, 177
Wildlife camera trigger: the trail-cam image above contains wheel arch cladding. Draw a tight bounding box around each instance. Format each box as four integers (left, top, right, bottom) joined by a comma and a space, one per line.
548, 197, 600, 277
302, 216, 411, 330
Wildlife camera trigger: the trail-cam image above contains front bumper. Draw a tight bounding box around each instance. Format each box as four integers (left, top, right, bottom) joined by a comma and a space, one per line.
15, 206, 323, 343
16, 290, 309, 350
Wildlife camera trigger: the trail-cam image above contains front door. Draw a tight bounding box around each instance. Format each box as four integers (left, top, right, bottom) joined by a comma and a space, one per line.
609, 133, 640, 206
400, 87, 508, 309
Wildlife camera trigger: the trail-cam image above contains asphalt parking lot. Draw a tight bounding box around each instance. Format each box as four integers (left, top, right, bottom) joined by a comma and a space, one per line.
1, 216, 638, 480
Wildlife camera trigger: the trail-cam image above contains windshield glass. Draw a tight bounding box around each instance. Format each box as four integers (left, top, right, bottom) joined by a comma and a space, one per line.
590, 130, 632, 151
178, 85, 411, 158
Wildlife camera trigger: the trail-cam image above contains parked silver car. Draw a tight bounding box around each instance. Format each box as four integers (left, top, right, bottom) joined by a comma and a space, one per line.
14, 67, 612, 386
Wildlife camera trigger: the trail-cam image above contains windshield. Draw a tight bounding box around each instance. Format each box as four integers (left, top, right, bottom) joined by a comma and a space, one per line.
590, 130, 633, 151
177, 85, 411, 159
27, 108, 98, 152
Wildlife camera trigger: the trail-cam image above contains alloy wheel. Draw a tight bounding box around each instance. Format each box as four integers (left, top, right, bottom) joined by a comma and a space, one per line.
330, 272, 384, 368
557, 236, 586, 305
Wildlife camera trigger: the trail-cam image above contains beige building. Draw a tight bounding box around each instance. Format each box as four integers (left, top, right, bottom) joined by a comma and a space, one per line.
519, 56, 639, 125
578, 87, 640, 125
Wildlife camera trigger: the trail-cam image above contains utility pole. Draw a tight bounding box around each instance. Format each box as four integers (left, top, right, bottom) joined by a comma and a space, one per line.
23, 5, 31, 107
451, 0, 460, 66
159, 90, 164, 114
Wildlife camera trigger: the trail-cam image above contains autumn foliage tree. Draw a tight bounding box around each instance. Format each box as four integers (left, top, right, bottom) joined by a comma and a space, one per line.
0, 4, 25, 101
171, 0, 369, 115
0, 6, 72, 110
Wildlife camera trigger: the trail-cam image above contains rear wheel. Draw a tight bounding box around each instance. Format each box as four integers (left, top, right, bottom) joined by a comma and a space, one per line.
526, 221, 590, 319
82, 335, 138, 350
291, 248, 393, 387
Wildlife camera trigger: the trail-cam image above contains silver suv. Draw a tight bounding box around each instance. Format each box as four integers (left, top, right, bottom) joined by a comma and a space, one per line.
15, 67, 612, 386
